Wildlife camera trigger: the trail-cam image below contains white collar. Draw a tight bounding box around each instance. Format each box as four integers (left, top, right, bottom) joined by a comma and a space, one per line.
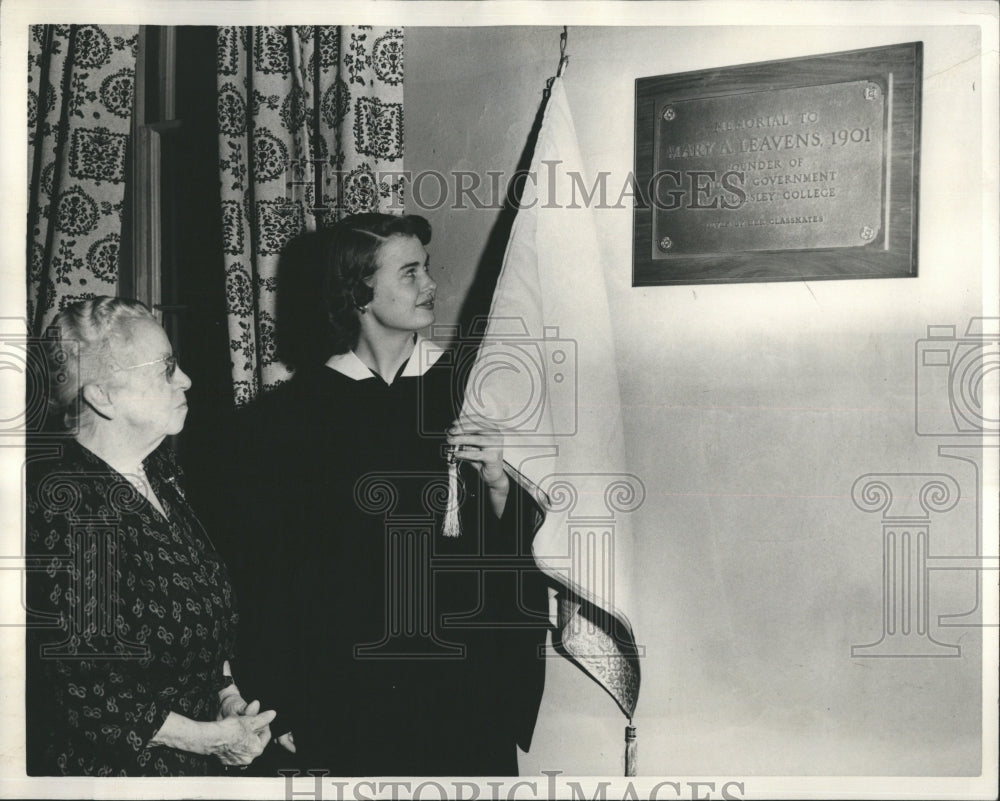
324, 334, 446, 384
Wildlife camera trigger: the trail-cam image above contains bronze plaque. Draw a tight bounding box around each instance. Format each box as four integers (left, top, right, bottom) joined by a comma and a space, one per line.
653, 80, 886, 256
633, 43, 922, 285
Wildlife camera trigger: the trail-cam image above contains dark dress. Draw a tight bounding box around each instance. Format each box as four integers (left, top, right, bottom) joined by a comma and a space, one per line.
25, 439, 239, 776
226, 354, 549, 776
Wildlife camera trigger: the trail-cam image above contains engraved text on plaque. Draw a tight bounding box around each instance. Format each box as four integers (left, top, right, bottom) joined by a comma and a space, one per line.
652, 80, 886, 257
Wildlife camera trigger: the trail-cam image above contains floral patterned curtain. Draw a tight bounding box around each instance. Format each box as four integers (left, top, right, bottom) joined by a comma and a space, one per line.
216, 26, 405, 405
27, 24, 138, 334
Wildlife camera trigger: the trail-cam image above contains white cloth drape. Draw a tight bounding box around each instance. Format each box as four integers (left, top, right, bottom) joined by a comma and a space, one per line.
457, 77, 640, 719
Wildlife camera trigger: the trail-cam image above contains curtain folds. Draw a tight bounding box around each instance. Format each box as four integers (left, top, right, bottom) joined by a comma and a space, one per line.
216, 26, 405, 405
26, 24, 139, 334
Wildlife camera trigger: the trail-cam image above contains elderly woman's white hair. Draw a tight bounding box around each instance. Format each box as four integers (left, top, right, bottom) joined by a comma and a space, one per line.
46, 296, 156, 430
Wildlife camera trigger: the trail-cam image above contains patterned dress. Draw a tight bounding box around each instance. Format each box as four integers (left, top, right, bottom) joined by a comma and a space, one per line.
25, 438, 239, 776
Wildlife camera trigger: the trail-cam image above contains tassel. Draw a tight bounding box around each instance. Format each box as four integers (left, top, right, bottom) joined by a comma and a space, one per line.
442, 449, 462, 538
624, 723, 637, 777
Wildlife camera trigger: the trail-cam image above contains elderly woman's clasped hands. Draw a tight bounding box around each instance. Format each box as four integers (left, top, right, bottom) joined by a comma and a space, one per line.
147, 662, 275, 767
214, 677, 276, 767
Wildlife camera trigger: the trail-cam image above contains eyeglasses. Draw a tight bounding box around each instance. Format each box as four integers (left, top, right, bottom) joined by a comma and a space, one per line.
113, 354, 179, 381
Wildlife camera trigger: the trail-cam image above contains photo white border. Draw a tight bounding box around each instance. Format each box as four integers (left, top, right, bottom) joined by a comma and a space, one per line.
1, 2, 997, 799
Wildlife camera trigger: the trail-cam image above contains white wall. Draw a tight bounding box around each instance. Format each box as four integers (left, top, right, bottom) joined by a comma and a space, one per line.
406, 25, 989, 776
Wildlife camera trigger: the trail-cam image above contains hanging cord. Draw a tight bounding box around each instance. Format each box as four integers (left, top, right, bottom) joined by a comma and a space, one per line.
557, 26, 569, 77
546, 26, 569, 96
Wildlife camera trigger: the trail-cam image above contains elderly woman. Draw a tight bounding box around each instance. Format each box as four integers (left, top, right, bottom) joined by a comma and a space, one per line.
25, 297, 274, 776
227, 213, 549, 776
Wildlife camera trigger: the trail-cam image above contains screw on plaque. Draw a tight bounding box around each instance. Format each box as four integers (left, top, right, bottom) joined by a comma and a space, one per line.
658, 236, 674, 251
860, 226, 875, 241
662, 106, 676, 121
864, 83, 880, 101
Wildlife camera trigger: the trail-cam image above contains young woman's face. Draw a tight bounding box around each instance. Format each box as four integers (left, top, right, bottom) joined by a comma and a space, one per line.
364, 234, 436, 334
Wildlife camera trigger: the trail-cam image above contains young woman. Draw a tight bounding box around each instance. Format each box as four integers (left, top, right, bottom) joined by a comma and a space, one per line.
228, 214, 548, 776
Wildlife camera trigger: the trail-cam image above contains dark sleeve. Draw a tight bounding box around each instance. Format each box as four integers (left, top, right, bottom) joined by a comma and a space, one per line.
25, 471, 173, 770
478, 466, 550, 752
484, 464, 544, 542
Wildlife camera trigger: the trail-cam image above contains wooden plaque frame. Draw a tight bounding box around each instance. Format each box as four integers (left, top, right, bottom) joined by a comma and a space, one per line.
632, 42, 922, 286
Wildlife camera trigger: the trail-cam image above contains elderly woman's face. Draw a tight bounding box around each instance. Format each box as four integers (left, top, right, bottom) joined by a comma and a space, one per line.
106, 318, 191, 445
364, 234, 436, 334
